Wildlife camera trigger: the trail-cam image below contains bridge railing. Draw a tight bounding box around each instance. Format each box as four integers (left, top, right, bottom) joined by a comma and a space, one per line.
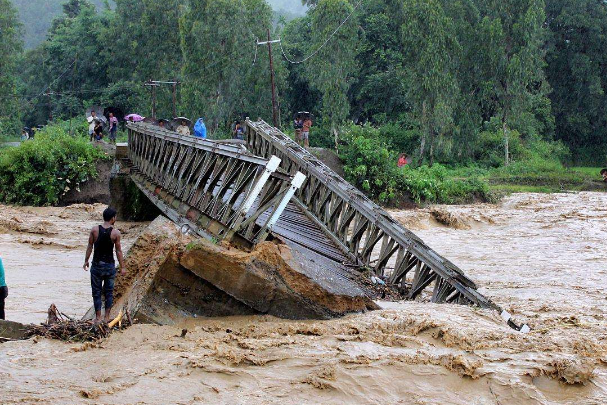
244, 119, 500, 311
126, 122, 305, 246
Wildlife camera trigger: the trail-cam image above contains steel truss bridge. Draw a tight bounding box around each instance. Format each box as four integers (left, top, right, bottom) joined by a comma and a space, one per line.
126, 120, 528, 331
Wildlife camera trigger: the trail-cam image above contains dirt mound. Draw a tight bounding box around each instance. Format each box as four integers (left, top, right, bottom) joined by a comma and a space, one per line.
60, 157, 113, 206
97, 216, 376, 324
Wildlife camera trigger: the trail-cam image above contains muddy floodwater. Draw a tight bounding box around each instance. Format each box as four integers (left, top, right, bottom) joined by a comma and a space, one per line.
1, 192, 607, 404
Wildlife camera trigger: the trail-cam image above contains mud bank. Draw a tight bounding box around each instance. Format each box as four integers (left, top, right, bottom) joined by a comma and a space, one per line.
99, 216, 376, 323
2, 192, 607, 403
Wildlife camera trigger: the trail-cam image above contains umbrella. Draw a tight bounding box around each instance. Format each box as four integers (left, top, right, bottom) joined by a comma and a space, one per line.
294, 111, 314, 120
86, 105, 108, 125
125, 114, 144, 122
172, 117, 192, 128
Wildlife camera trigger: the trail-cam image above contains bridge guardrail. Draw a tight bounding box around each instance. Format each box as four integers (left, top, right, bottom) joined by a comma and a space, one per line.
126, 122, 305, 246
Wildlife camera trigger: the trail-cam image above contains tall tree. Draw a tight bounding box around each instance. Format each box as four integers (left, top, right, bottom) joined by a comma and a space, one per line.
401, 0, 460, 164
475, 0, 548, 165
545, 0, 607, 163
180, 0, 279, 132
354, 0, 408, 123
107, 0, 185, 118
0, 0, 23, 137
306, 0, 358, 149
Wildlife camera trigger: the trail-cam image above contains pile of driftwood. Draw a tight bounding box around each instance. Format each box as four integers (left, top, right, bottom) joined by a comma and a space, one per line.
26, 304, 127, 342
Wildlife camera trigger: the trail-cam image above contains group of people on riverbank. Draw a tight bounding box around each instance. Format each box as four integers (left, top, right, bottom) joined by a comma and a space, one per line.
87, 111, 118, 144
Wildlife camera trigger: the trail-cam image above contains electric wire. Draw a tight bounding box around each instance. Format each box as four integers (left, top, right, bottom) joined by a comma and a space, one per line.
279, 0, 363, 64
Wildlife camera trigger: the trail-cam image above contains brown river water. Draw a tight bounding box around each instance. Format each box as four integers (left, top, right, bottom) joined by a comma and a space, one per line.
1, 192, 606, 404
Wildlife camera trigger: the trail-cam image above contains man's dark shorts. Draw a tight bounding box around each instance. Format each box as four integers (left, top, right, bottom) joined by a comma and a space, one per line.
90, 261, 116, 312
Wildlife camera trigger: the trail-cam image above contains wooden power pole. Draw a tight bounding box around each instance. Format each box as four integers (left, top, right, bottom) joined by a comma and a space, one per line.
145, 80, 179, 119
172, 81, 178, 118
258, 30, 280, 128
144, 81, 160, 119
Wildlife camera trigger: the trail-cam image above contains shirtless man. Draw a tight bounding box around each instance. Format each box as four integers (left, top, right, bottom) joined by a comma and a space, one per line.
83, 207, 125, 323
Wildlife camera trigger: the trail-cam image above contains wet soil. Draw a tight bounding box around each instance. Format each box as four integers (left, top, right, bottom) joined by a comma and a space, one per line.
2, 192, 607, 404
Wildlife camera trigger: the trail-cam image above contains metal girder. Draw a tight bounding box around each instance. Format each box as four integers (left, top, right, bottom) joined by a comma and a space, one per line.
126, 122, 305, 246
243, 119, 527, 331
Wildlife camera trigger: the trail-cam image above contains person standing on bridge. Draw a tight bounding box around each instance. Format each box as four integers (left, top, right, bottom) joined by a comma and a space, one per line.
302, 116, 312, 148
176, 120, 190, 136
233, 121, 244, 140
0, 257, 7, 320
83, 207, 125, 324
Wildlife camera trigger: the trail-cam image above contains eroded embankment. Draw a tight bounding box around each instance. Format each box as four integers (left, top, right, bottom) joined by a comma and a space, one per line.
98, 216, 377, 324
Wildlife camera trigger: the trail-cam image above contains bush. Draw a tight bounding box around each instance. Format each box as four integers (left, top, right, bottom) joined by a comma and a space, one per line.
340, 124, 401, 202
0, 121, 108, 205
401, 164, 490, 204
340, 124, 490, 204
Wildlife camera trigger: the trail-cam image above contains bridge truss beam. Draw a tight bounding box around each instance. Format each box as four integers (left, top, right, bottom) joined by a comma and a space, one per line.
243, 119, 526, 330
127, 122, 305, 247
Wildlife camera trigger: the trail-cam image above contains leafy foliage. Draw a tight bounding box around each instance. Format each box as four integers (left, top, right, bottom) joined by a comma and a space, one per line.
7, 0, 607, 207
0, 120, 107, 205
340, 124, 491, 204
0, 0, 23, 139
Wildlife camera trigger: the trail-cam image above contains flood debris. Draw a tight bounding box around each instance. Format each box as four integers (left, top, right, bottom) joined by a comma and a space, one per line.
27, 304, 124, 342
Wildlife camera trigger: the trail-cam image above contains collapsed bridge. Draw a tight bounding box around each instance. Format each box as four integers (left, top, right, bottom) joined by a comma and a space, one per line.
122, 119, 527, 331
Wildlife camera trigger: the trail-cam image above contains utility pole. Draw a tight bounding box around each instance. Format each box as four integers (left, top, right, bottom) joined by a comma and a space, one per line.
258, 30, 280, 128
145, 80, 179, 119
172, 81, 177, 118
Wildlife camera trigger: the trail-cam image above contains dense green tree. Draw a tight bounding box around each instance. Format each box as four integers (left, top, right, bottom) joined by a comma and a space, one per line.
12, 0, 111, 49
180, 0, 283, 132
401, 0, 460, 165
17, 0, 112, 125
306, 0, 358, 148
0, 0, 23, 137
354, 0, 408, 123
106, 0, 185, 118
474, 0, 548, 165
545, 0, 607, 164
278, 15, 321, 117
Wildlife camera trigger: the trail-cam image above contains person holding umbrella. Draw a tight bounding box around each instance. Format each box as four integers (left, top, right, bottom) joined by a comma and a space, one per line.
176, 120, 191, 136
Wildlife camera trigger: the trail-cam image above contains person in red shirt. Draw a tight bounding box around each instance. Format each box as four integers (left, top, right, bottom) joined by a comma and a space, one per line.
397, 153, 410, 167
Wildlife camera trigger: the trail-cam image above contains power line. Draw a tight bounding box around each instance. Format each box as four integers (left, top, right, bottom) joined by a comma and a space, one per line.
279, 0, 362, 65
27, 59, 77, 105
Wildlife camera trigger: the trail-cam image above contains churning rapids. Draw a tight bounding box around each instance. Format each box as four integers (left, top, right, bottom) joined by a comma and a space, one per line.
1, 192, 606, 404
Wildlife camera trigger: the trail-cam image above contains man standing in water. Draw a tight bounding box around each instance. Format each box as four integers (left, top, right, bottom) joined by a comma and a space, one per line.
83, 208, 125, 323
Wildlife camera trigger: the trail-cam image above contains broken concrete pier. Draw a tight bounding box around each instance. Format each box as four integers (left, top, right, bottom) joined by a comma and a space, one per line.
97, 216, 377, 324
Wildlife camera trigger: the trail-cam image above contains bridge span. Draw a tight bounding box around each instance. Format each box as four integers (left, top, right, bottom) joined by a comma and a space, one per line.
124, 120, 527, 331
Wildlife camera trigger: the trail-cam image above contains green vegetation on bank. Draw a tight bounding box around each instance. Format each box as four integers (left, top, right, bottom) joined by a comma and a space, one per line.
338, 123, 603, 205
0, 120, 108, 205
